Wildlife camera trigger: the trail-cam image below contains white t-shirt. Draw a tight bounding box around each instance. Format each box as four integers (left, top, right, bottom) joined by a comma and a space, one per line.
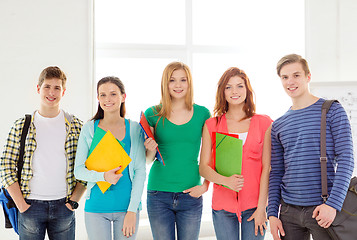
28, 110, 68, 200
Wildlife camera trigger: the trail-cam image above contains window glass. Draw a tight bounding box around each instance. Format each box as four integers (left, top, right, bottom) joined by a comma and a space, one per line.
96, 57, 178, 120
193, 0, 305, 47
95, 0, 186, 45
193, 52, 293, 119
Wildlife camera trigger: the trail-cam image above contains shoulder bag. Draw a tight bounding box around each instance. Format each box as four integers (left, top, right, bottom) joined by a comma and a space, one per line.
320, 100, 357, 240
0, 114, 31, 234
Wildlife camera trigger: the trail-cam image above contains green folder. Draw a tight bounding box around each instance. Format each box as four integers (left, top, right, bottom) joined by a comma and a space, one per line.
215, 132, 243, 191
89, 127, 125, 156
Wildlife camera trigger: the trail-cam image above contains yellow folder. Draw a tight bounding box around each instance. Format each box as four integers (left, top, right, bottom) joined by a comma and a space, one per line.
85, 130, 132, 193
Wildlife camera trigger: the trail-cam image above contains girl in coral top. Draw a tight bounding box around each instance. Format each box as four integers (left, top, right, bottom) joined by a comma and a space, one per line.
199, 67, 272, 240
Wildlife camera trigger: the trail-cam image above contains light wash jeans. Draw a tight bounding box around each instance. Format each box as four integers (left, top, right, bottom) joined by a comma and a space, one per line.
147, 190, 203, 240
85, 211, 140, 240
212, 208, 266, 240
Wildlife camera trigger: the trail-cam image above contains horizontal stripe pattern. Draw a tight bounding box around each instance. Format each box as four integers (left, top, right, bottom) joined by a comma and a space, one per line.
267, 99, 354, 218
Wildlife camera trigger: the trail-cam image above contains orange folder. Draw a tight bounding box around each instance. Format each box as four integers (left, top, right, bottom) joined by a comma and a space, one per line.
85, 130, 132, 193
139, 111, 165, 165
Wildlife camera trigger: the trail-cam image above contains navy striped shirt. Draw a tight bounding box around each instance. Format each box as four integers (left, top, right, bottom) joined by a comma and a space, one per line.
267, 98, 354, 218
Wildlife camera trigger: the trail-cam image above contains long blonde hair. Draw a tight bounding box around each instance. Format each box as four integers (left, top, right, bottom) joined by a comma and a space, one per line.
154, 61, 194, 119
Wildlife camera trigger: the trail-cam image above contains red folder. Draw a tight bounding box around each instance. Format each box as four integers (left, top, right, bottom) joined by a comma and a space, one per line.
139, 111, 165, 165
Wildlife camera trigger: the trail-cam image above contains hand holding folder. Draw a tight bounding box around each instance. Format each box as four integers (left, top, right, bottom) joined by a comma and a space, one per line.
139, 111, 165, 165
85, 130, 131, 193
214, 132, 243, 191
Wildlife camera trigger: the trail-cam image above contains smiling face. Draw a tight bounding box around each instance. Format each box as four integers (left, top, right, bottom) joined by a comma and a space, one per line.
37, 78, 65, 111
224, 75, 246, 106
97, 82, 125, 114
279, 62, 311, 100
168, 68, 188, 100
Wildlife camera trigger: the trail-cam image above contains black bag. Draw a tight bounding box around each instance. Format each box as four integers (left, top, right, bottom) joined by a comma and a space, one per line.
327, 177, 357, 240
0, 114, 31, 234
320, 100, 357, 240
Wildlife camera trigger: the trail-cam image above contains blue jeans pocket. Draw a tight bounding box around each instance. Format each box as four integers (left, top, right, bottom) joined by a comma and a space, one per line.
62, 203, 74, 214
21, 200, 33, 214
186, 192, 201, 199
147, 190, 159, 195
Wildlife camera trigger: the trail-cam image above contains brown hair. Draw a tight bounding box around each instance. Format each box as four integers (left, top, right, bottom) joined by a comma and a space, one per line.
38, 66, 67, 88
213, 67, 255, 120
276, 54, 310, 77
92, 76, 126, 120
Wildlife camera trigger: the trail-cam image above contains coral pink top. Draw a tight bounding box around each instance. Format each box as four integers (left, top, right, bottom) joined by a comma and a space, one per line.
205, 114, 272, 221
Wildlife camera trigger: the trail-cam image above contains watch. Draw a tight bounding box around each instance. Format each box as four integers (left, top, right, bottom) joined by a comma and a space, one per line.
66, 199, 79, 210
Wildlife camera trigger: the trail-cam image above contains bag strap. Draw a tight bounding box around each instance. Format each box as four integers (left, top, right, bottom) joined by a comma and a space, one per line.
94, 119, 100, 133
320, 100, 339, 202
17, 114, 31, 184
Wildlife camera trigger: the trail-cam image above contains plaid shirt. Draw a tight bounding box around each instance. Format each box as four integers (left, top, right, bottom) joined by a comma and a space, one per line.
0, 111, 85, 199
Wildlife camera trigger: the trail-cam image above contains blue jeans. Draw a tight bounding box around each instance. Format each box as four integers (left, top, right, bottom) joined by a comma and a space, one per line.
212, 208, 266, 240
147, 190, 203, 240
85, 211, 140, 240
279, 200, 330, 240
18, 198, 75, 240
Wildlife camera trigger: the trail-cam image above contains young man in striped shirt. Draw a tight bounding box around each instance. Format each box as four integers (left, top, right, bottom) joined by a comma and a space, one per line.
267, 54, 354, 240
0, 66, 86, 239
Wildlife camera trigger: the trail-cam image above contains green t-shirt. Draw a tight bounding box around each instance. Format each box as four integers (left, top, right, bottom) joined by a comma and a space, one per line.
145, 104, 210, 192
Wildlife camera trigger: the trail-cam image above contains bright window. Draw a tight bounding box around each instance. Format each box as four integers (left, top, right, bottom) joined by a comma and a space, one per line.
95, 0, 186, 45
95, 0, 304, 121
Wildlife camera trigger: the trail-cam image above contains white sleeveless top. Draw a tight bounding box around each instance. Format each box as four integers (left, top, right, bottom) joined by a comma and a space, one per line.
230, 132, 248, 145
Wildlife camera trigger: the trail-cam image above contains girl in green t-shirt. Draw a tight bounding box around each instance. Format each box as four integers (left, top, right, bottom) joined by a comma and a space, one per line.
144, 62, 210, 240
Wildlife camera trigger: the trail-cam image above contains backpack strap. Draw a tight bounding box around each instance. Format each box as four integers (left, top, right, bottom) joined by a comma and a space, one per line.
320, 100, 339, 202
17, 114, 31, 184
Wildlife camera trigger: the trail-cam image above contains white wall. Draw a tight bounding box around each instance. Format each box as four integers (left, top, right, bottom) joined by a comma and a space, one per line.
0, 0, 93, 239
306, 0, 357, 83
306, 0, 357, 175
0, 0, 94, 145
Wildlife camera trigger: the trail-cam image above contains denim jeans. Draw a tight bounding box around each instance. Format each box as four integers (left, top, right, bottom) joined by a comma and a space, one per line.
279, 201, 331, 240
85, 211, 140, 240
147, 190, 203, 240
18, 198, 75, 240
212, 208, 266, 240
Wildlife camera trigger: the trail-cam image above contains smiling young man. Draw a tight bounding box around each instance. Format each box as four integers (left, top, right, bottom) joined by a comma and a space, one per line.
267, 54, 354, 240
0, 66, 86, 239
